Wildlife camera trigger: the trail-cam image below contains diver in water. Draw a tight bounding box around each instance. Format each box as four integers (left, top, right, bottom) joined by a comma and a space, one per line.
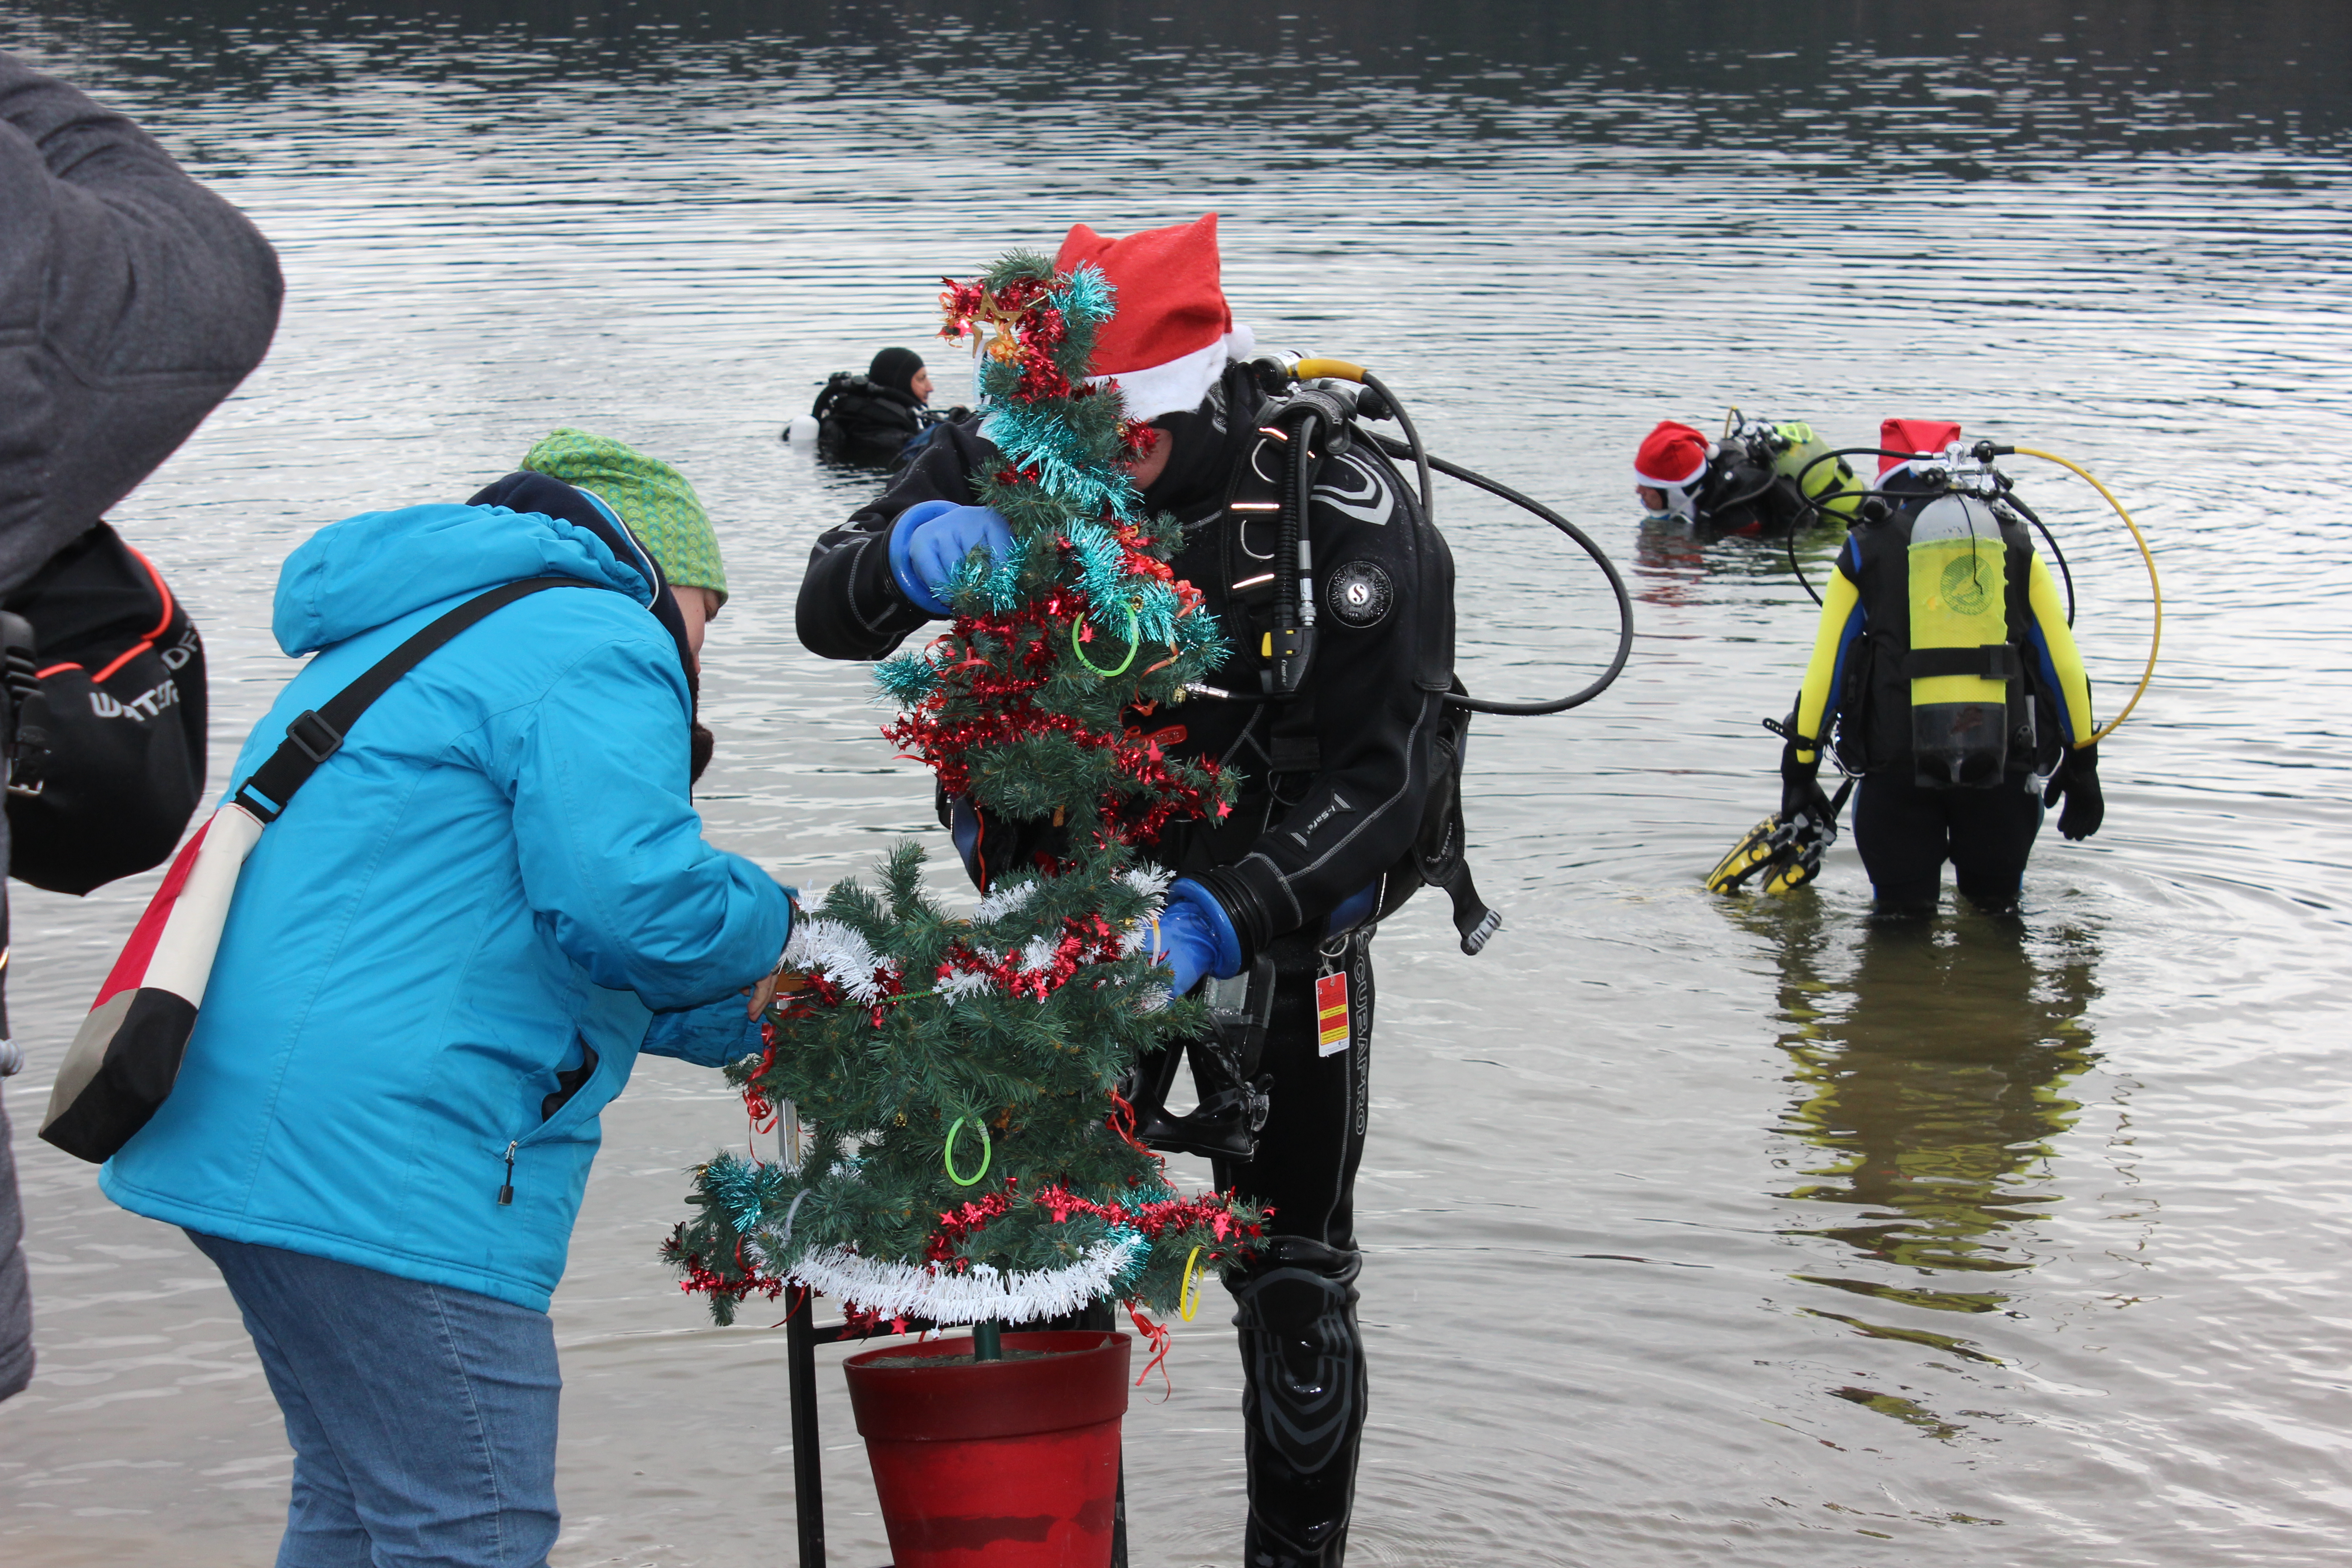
796, 213, 1456, 1568
1772, 419, 2105, 913
798, 346, 942, 467
1635, 416, 1865, 538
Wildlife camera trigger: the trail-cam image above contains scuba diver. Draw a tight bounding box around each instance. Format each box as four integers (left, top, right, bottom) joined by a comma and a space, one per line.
1725, 418, 2106, 912
1636, 415, 1866, 538
796, 213, 1459, 1568
789, 346, 956, 467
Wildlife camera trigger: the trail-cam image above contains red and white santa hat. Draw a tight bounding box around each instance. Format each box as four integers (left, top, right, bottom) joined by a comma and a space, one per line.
1634, 421, 1714, 490
1054, 214, 1256, 423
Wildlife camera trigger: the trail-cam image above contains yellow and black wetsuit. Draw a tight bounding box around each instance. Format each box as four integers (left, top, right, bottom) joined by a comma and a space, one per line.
1790, 495, 2094, 909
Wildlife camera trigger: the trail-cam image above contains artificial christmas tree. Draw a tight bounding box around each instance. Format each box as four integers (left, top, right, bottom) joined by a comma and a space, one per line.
663, 251, 1264, 1565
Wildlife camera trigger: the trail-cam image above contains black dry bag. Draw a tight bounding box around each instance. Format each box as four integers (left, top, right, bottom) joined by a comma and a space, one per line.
5, 524, 207, 895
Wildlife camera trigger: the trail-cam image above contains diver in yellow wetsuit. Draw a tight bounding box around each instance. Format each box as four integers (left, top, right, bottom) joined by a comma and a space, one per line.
1778, 423, 2103, 912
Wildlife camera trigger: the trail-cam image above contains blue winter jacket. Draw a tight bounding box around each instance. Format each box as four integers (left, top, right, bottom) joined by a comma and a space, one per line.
102, 500, 791, 1311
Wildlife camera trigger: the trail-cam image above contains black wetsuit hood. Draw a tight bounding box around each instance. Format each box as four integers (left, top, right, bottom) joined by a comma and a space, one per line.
1138, 366, 1258, 518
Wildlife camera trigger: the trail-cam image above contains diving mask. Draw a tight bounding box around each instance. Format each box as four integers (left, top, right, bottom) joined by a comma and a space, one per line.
1638, 480, 1700, 524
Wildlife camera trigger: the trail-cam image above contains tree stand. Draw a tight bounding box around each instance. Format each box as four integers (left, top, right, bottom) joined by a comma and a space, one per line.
784, 1288, 1131, 1568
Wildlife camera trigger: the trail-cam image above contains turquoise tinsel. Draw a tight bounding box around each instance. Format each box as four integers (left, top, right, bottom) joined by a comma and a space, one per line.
947, 546, 1026, 614
1065, 520, 1129, 622
703, 1151, 790, 1239
986, 398, 1138, 523
874, 649, 942, 706
1050, 266, 1116, 340
1063, 521, 1185, 647
1106, 1222, 1148, 1293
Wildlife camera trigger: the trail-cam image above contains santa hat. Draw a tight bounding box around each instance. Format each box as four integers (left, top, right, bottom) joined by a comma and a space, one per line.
1053, 214, 1255, 423
1634, 421, 1714, 490
1877, 417, 1964, 480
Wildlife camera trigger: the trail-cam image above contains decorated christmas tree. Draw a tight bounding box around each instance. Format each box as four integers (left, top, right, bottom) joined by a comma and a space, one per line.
664, 253, 1260, 1340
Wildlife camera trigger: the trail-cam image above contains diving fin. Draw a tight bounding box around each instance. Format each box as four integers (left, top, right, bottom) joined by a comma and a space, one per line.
1706, 778, 1854, 896
1705, 815, 1784, 894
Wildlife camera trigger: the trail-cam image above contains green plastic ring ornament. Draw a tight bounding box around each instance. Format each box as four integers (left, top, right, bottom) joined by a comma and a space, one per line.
944, 1117, 992, 1186
1070, 605, 1141, 678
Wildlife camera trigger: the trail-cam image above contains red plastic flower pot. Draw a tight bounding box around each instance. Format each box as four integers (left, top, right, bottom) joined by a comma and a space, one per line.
843, 1328, 1132, 1568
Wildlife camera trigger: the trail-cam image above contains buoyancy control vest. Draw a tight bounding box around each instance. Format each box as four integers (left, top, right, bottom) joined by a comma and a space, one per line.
1203, 415, 1494, 953
810, 372, 927, 467
1832, 493, 2059, 789
1701, 422, 1867, 536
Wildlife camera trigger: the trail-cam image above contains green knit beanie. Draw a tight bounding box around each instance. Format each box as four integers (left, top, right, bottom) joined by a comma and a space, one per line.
521, 428, 727, 604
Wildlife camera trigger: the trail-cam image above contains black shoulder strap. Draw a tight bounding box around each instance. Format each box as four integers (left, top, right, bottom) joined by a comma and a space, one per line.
233, 577, 587, 823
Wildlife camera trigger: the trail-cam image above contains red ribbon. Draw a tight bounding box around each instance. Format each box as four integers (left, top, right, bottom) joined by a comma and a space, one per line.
1128, 1302, 1175, 1397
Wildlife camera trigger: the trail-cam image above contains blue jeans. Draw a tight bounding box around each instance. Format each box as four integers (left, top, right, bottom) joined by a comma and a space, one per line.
187, 1231, 561, 1568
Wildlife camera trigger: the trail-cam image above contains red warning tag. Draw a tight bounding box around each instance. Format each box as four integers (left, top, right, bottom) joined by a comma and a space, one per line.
1315, 971, 1350, 1056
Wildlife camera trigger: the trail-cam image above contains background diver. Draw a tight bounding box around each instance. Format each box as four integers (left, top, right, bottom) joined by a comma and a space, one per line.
787, 345, 964, 469
1635, 414, 1866, 538
1733, 417, 2107, 913
795, 212, 1460, 1568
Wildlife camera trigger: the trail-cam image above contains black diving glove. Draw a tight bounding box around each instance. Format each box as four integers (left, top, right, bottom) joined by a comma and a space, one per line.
2044, 740, 2104, 841
1779, 740, 1831, 823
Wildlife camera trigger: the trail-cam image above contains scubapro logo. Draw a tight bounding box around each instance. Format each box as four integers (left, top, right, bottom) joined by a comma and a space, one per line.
1326, 560, 1393, 628
90, 677, 179, 721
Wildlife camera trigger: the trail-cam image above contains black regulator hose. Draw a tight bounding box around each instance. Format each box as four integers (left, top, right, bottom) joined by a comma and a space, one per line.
1368, 432, 1636, 716
1995, 486, 2077, 628
1272, 358, 1631, 716
1360, 370, 1435, 522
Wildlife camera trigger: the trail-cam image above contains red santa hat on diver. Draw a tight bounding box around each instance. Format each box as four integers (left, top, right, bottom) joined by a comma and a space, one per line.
1634, 421, 1715, 490
1875, 416, 1965, 484
1053, 214, 1256, 423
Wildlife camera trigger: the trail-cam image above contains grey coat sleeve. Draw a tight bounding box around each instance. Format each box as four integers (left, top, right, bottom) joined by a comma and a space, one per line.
0, 1088, 28, 1401
0, 52, 283, 597
0, 50, 282, 1405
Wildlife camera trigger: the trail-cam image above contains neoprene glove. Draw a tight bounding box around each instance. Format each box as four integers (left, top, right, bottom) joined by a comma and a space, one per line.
888, 500, 1014, 617
1148, 880, 1244, 1000
2044, 740, 2105, 841
1780, 740, 1831, 823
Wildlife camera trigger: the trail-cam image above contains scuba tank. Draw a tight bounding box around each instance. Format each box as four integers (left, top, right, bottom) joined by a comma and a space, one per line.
1902, 494, 2019, 788
1763, 423, 1866, 526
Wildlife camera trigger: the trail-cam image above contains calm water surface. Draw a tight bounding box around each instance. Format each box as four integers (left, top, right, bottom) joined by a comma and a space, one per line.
3, 6, 2350, 1565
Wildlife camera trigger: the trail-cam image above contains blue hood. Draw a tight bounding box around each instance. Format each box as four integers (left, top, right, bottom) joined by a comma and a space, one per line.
274, 502, 654, 657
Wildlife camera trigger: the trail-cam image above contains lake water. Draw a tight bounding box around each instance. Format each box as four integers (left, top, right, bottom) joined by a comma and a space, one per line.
4, 5, 2350, 1565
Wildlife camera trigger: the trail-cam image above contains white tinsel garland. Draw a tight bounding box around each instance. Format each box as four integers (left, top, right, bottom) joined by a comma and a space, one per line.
785, 1234, 1147, 1324
972, 877, 1041, 923
782, 916, 886, 1003
784, 869, 1174, 1012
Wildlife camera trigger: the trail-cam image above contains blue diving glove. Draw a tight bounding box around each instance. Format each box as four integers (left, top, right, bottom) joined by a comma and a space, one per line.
887, 500, 1014, 617
1148, 880, 1245, 999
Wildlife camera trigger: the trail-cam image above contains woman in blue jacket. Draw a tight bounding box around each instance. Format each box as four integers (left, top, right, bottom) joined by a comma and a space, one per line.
103, 433, 794, 1568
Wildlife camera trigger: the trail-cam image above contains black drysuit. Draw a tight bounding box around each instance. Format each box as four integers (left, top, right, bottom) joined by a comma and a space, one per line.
795, 366, 1455, 1568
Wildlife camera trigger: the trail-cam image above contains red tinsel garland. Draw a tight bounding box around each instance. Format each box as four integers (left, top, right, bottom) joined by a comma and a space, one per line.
936, 914, 1127, 1002
668, 1238, 788, 1305
922, 1178, 1264, 1271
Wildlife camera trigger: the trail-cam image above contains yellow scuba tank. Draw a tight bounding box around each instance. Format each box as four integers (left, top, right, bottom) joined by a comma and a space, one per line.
1904, 494, 2016, 788
1766, 422, 1866, 525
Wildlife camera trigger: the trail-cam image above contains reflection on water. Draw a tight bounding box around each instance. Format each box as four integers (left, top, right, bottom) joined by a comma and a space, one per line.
1745, 896, 2101, 1437
1631, 511, 1847, 613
